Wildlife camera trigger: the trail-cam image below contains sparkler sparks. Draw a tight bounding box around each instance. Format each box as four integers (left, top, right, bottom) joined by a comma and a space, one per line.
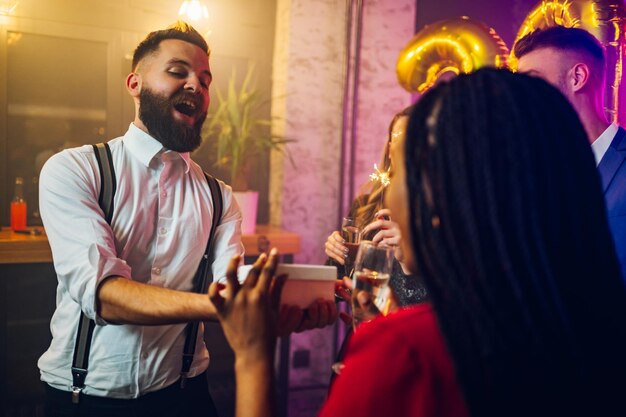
369, 164, 391, 187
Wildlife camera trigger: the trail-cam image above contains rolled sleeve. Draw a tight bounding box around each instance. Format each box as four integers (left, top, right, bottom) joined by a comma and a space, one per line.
40, 148, 132, 325
210, 180, 245, 284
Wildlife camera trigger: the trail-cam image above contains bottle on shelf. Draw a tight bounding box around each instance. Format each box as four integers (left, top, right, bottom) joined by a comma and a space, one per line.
10, 176, 27, 231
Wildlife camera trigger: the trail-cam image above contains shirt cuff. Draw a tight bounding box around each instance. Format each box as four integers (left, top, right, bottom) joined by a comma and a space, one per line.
87, 257, 132, 326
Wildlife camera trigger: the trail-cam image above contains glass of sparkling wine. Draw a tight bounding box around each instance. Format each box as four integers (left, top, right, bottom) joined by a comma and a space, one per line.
351, 240, 394, 330
341, 217, 362, 277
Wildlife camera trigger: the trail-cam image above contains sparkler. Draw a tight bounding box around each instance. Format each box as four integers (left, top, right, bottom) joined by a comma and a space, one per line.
369, 164, 391, 188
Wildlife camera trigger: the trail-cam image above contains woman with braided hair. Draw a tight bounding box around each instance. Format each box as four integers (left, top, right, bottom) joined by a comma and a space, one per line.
211, 68, 626, 417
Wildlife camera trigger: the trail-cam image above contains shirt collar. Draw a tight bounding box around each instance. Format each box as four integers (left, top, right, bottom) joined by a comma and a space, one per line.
591, 123, 618, 166
123, 123, 191, 173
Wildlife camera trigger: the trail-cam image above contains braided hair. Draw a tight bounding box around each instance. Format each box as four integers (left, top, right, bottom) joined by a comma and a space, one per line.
404, 68, 626, 416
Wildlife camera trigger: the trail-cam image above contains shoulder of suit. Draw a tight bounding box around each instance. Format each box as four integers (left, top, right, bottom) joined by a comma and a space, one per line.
612, 126, 626, 150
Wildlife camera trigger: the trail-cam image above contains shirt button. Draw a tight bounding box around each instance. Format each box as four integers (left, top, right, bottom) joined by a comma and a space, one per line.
152, 267, 161, 275
159, 227, 167, 235
161, 191, 167, 198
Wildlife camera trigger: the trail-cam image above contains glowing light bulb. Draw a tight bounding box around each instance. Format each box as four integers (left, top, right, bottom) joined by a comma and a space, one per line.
0, 0, 19, 15
179, 0, 209, 22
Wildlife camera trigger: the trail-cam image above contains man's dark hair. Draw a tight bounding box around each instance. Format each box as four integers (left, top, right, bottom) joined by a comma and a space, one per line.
132, 21, 209, 70
513, 26, 605, 65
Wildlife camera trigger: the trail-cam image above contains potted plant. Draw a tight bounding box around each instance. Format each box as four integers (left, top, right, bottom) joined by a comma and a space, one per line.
205, 66, 293, 234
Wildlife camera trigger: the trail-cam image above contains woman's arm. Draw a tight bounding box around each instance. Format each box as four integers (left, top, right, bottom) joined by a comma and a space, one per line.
209, 250, 286, 417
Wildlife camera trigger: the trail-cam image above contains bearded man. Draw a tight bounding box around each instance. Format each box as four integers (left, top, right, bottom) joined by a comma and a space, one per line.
38, 22, 336, 416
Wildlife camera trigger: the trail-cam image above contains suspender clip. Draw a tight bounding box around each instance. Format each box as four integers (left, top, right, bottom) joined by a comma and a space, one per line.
71, 385, 82, 404
71, 366, 88, 404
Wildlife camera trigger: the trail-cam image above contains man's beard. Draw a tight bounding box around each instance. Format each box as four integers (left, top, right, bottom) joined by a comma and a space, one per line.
139, 88, 207, 152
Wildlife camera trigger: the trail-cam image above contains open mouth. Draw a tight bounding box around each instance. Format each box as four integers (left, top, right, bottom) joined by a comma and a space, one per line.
174, 99, 198, 118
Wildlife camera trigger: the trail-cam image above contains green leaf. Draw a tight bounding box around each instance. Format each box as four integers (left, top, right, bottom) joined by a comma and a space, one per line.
204, 65, 297, 188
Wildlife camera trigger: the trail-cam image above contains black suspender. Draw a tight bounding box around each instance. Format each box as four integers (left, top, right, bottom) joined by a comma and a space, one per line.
180, 172, 223, 387
70, 143, 223, 403
70, 143, 116, 403
93, 143, 116, 224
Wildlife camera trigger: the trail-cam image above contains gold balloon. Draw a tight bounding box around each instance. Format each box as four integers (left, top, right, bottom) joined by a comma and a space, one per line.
512, 0, 626, 122
396, 16, 509, 93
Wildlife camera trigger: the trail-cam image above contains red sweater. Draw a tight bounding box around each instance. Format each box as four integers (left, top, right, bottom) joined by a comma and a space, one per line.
319, 303, 469, 417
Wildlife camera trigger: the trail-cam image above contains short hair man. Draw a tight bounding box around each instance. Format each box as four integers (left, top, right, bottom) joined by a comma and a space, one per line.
38, 21, 336, 416
515, 26, 626, 281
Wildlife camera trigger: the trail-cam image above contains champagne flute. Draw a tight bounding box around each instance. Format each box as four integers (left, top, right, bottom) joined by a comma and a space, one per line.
330, 218, 362, 377
330, 241, 394, 376
341, 217, 362, 278
351, 240, 394, 330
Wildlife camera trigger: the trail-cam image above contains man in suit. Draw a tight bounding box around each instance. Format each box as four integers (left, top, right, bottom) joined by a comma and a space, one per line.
514, 26, 626, 281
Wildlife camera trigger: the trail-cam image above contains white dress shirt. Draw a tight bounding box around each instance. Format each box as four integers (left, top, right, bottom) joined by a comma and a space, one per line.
38, 123, 243, 398
591, 123, 619, 166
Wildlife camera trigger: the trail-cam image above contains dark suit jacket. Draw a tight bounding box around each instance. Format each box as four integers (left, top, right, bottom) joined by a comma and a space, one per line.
598, 126, 626, 281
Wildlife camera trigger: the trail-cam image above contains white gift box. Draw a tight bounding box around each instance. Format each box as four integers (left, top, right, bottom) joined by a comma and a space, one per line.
237, 263, 337, 308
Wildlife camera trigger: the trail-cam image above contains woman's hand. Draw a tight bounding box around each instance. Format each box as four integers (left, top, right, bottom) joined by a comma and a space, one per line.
362, 208, 405, 264
325, 231, 347, 265
335, 277, 354, 325
349, 276, 401, 324
210, 251, 284, 417
209, 249, 287, 362
335, 278, 352, 303
351, 282, 382, 326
